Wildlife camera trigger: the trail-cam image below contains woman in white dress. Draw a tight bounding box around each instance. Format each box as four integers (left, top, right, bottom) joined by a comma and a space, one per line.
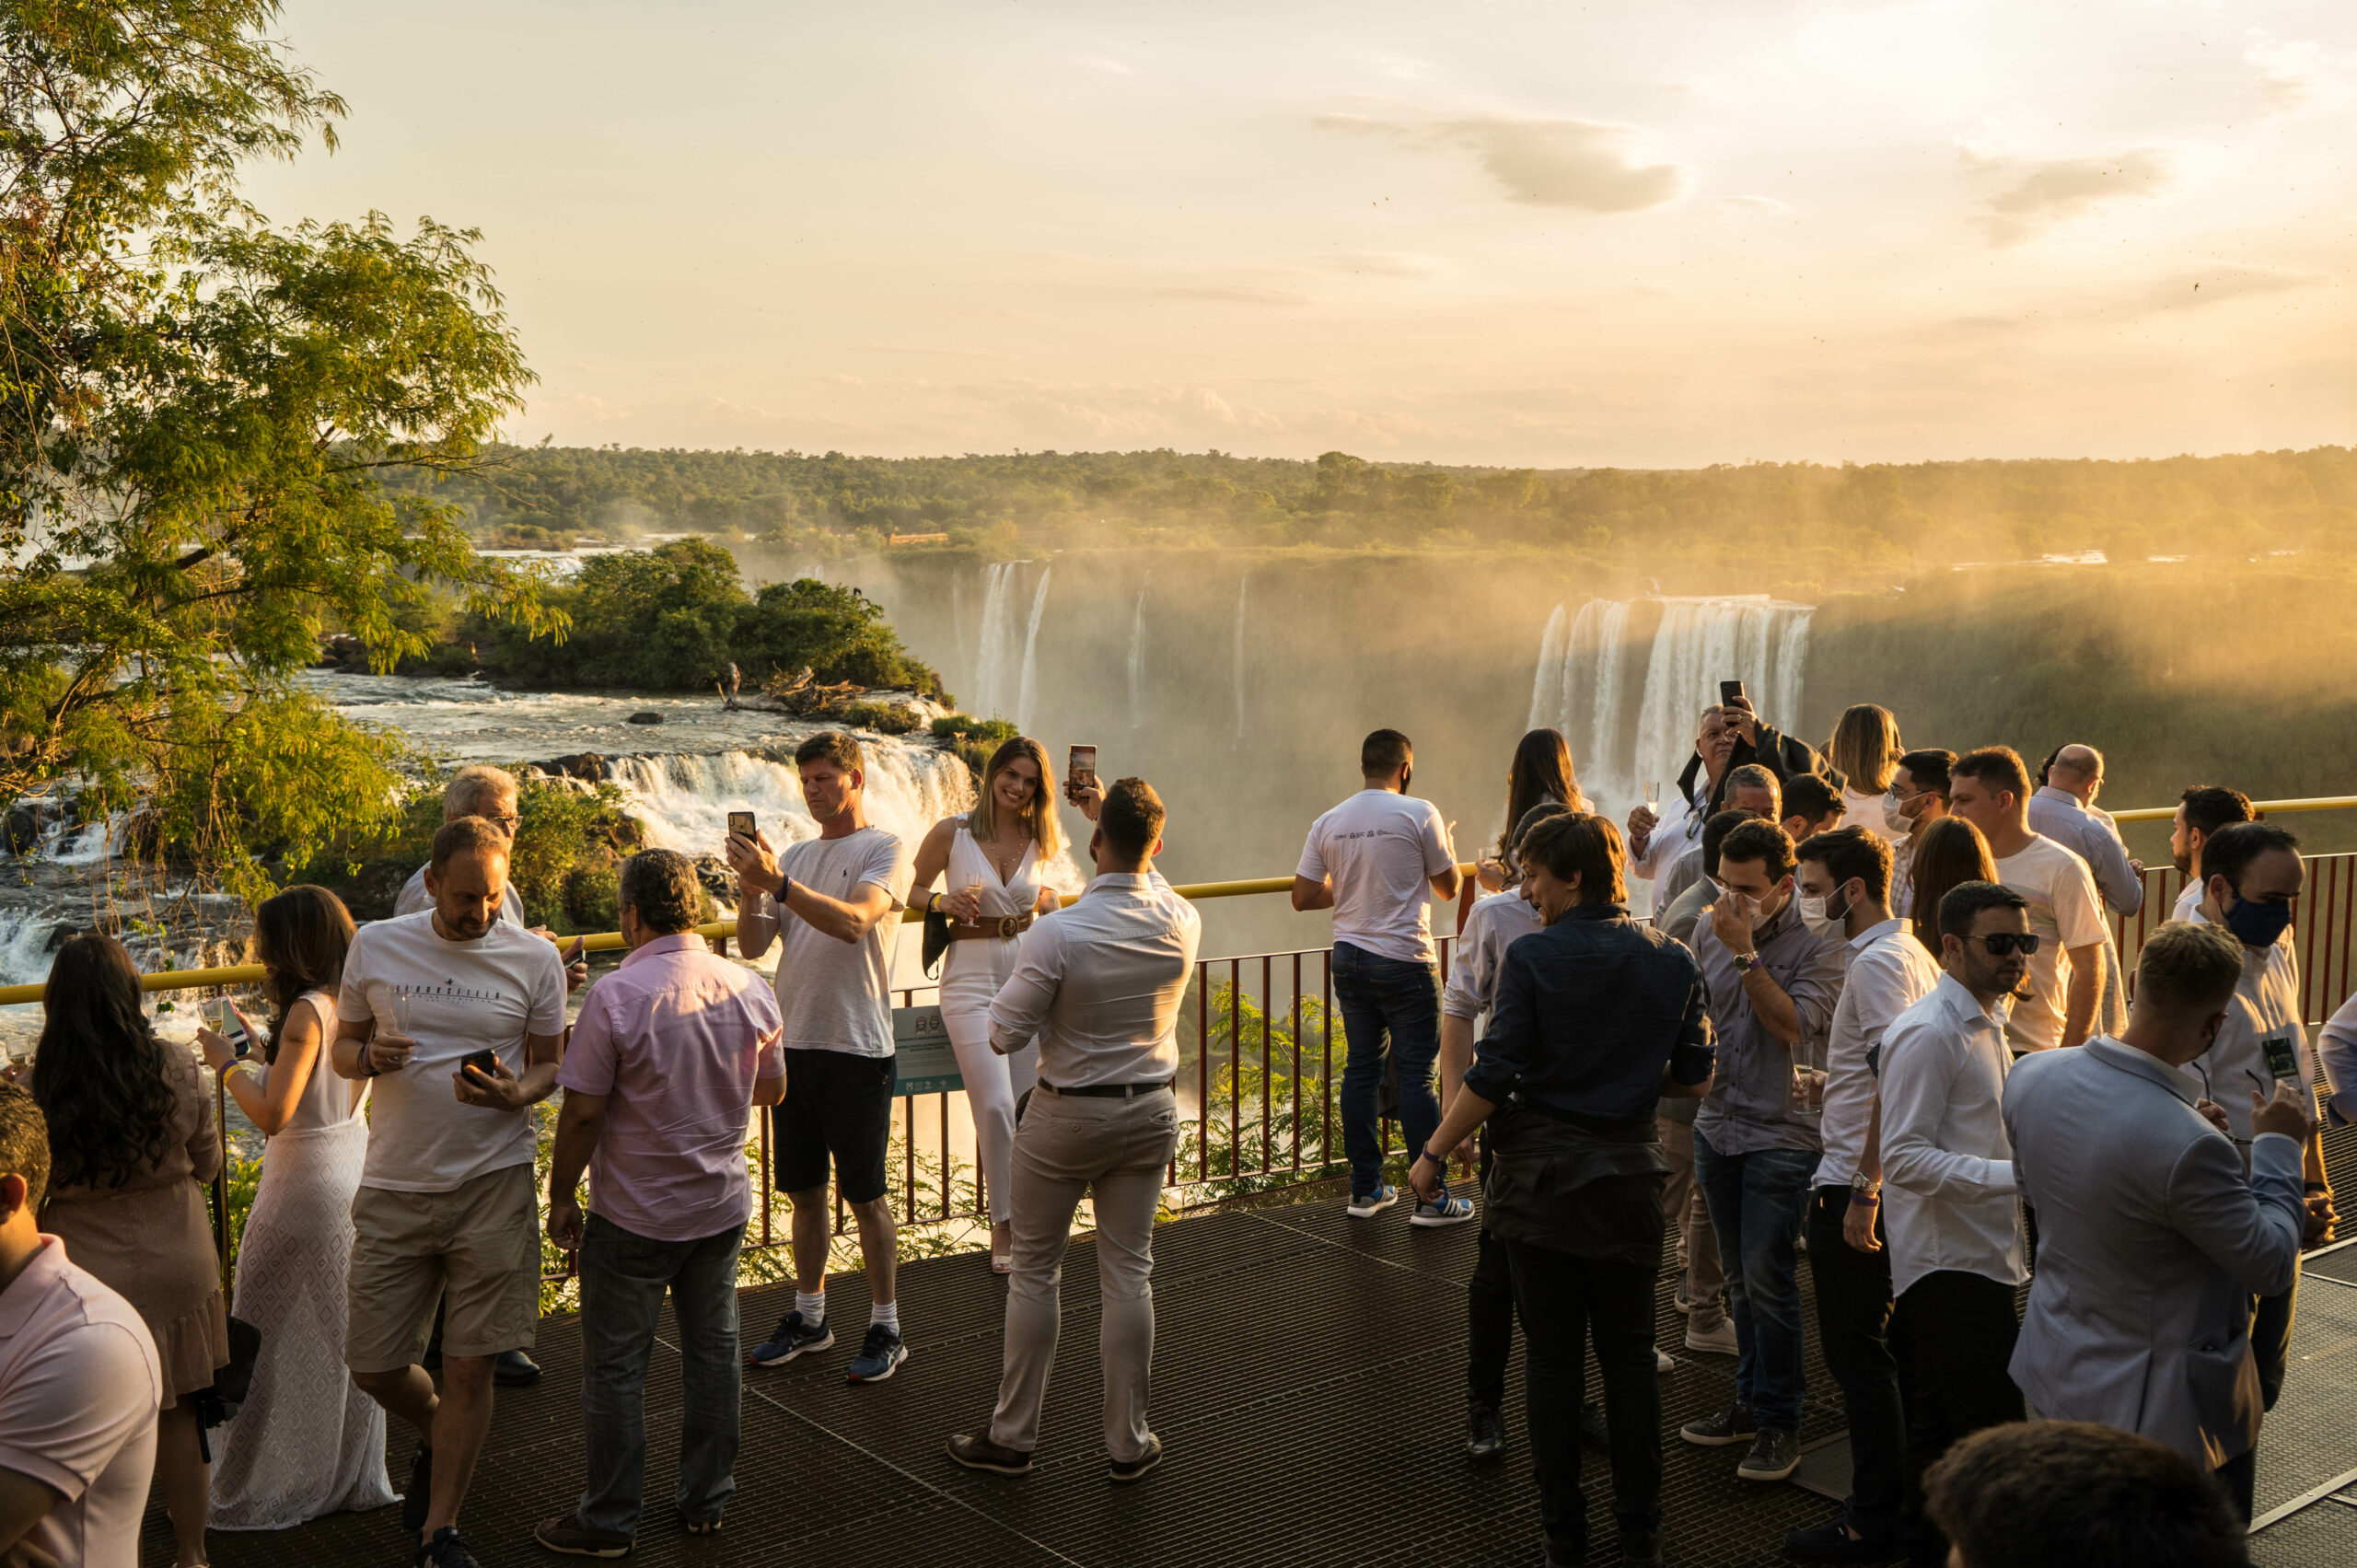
912, 738, 1065, 1272
198, 885, 396, 1529
1825, 703, 1905, 843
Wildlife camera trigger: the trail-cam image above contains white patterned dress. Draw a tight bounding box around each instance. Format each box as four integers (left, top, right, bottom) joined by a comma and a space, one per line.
209, 990, 398, 1528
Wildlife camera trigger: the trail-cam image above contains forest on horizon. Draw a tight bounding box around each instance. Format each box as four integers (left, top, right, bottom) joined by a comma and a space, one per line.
402, 442, 2357, 583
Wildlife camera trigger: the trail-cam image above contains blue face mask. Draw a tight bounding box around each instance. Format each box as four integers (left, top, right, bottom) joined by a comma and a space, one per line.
2223, 896, 2293, 948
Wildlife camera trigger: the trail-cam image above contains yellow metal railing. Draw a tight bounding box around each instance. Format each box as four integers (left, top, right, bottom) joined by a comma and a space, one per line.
5, 792, 2352, 1008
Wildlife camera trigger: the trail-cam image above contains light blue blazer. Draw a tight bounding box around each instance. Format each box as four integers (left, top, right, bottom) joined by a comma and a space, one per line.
2003, 1037, 2305, 1467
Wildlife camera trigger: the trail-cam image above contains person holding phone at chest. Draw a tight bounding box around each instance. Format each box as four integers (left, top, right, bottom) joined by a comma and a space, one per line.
330, 818, 568, 1568
910, 738, 1068, 1273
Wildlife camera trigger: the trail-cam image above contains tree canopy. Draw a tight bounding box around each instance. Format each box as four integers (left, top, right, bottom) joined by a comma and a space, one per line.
2, 1, 559, 891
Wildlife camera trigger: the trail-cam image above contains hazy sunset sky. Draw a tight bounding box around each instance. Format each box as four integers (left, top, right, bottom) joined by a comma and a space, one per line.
246, 1, 2356, 467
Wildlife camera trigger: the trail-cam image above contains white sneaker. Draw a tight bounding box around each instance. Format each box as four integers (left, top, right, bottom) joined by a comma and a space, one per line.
1685, 1318, 1738, 1356
1345, 1185, 1399, 1219
1655, 1348, 1675, 1373
1410, 1193, 1477, 1228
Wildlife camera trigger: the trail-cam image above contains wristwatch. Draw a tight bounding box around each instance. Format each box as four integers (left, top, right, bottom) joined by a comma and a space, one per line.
1730, 950, 1760, 974
1850, 1173, 1880, 1198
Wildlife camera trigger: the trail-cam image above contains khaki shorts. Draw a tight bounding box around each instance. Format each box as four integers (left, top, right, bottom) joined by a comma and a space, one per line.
347, 1163, 540, 1374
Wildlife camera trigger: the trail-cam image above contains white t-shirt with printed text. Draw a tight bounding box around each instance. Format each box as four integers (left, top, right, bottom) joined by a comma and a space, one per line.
338, 912, 569, 1191
1296, 788, 1456, 965
771, 826, 915, 1057
1991, 834, 2111, 1054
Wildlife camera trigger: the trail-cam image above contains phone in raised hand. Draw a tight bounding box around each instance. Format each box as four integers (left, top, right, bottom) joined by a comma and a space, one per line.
1064, 746, 1097, 803
214, 1000, 253, 1059
727, 809, 757, 843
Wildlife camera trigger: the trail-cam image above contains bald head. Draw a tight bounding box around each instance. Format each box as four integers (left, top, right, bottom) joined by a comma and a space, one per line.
2049, 744, 2104, 805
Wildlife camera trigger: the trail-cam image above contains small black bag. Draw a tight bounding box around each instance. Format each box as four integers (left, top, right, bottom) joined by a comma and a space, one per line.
922, 899, 952, 978
190, 1314, 263, 1461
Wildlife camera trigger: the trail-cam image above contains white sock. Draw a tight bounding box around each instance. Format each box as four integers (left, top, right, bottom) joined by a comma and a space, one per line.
870, 1300, 900, 1334
796, 1289, 825, 1324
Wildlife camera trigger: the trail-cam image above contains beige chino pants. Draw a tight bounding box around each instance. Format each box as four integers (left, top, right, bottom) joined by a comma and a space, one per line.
987, 1085, 1180, 1463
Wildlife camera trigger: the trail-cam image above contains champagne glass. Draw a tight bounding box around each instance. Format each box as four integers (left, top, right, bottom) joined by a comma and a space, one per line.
963, 874, 985, 921
1643, 780, 1661, 817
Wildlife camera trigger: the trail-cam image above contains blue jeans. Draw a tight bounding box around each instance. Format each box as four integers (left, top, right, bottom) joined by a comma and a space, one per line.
1692, 1130, 1814, 1434
576, 1214, 745, 1539
1331, 941, 1442, 1200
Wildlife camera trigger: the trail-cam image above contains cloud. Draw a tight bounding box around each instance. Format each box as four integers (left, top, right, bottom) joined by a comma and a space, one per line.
1315, 110, 1689, 214
1151, 284, 1315, 307
1317, 250, 1444, 278
2244, 30, 2357, 114
2129, 264, 2325, 314
1963, 148, 2172, 245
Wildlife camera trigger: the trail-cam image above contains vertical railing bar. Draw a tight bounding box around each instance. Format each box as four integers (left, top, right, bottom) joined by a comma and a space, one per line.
940, 1090, 953, 1223
759, 1106, 772, 1249
1291, 952, 1304, 1174
1228, 957, 1241, 1179
902, 1094, 915, 1225
1197, 960, 1211, 1183
1260, 953, 1273, 1174
1321, 951, 1334, 1173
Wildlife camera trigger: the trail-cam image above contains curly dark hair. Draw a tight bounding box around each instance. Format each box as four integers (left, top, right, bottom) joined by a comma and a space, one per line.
30, 935, 179, 1192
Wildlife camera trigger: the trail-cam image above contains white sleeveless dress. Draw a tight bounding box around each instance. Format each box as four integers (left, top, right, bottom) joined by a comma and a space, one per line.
938, 821, 1043, 1228
209, 990, 397, 1529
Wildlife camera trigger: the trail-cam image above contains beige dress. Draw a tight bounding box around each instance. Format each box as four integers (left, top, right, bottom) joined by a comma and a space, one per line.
43, 1043, 231, 1404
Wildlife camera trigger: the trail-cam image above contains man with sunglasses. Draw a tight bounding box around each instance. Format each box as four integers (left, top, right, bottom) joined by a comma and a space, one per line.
2181, 822, 2338, 1461
1875, 881, 2033, 1568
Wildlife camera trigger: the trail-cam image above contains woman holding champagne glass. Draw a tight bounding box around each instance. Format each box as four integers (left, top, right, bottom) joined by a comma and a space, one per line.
911, 737, 1067, 1272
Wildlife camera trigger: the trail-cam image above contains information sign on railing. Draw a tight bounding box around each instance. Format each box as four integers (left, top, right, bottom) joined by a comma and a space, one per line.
892, 1004, 963, 1096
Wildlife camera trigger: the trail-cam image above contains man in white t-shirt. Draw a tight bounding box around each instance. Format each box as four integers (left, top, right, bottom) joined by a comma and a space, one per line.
1292, 728, 1466, 1223
2168, 784, 2256, 925
0, 1085, 161, 1568
1947, 747, 2108, 1054
333, 816, 569, 1568
728, 730, 918, 1385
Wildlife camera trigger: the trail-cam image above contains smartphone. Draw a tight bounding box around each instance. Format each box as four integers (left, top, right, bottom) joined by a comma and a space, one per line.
1719, 679, 1748, 709
726, 809, 756, 842
1066, 745, 1097, 801
215, 1001, 252, 1059
461, 1050, 500, 1082
2261, 1032, 2300, 1082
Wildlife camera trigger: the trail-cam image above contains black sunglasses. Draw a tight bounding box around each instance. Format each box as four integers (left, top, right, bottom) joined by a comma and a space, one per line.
1977, 932, 2041, 957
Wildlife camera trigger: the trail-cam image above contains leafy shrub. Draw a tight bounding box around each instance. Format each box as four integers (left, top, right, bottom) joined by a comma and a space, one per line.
929, 714, 1017, 742
844, 701, 920, 735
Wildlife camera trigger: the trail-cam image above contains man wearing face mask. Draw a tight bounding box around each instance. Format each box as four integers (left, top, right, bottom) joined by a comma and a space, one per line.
1884, 749, 1953, 920
2003, 920, 2310, 1524
1784, 829, 1940, 1562
1678, 820, 1845, 1483
1629, 708, 1738, 889
2181, 822, 2338, 1441
1875, 882, 2033, 1568
2167, 784, 2255, 923
1657, 766, 1780, 912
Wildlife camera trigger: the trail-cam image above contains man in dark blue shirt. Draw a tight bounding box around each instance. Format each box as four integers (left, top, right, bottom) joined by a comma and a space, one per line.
1412, 812, 1713, 1568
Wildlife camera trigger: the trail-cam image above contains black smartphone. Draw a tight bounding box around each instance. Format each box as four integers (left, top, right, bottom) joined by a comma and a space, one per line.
461, 1050, 500, 1081
1065, 744, 1097, 802
1719, 679, 1748, 709
726, 809, 756, 842
214, 1000, 252, 1059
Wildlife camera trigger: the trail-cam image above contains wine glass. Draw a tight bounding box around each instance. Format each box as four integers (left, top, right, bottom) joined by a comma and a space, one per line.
1643, 780, 1661, 817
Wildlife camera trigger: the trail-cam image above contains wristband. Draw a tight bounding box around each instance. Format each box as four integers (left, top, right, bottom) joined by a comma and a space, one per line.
1419, 1145, 1449, 1165
2305, 1180, 2331, 1192
1852, 1190, 1878, 1205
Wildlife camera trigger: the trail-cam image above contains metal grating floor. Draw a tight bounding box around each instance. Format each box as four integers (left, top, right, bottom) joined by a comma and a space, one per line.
157, 1189, 2357, 1568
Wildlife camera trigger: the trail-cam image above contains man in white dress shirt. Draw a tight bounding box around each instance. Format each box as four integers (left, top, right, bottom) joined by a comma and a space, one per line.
1875, 880, 2031, 1568
2005, 920, 2309, 1523
2178, 822, 2338, 1452
947, 778, 1201, 1483
2167, 785, 2255, 924
1785, 829, 1940, 1563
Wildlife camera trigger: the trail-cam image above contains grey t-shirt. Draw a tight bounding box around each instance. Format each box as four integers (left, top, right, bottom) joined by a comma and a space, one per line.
771, 826, 915, 1057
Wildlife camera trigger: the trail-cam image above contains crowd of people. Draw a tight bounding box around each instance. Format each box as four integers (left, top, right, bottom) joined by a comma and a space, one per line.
0, 692, 2348, 1568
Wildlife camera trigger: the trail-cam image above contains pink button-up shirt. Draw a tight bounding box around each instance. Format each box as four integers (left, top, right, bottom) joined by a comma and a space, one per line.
557, 932, 784, 1242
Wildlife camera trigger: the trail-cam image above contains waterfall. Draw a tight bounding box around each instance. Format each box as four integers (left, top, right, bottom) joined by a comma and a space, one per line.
950, 568, 970, 690
1014, 567, 1052, 734
1230, 575, 1249, 743
1524, 595, 1815, 821
1526, 603, 1569, 732
603, 744, 979, 862
1127, 575, 1151, 730
970, 562, 1019, 716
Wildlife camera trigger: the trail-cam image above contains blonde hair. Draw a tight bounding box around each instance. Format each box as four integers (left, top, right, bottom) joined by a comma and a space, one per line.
1828, 704, 1902, 795
970, 737, 1062, 860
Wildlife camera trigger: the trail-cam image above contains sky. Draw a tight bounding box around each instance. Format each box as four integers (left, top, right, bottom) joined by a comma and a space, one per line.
242, 0, 2357, 467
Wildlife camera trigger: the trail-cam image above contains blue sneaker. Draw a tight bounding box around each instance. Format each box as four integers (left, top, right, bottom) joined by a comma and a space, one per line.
1411, 1186, 1476, 1227
846, 1323, 908, 1383
747, 1309, 832, 1367
1346, 1185, 1399, 1218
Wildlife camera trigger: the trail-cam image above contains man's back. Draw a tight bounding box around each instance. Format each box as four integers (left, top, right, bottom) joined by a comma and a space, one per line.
2004, 1040, 2303, 1464
1442, 890, 1545, 1022
1297, 788, 1453, 965
993, 872, 1202, 1087
2026, 786, 2143, 915
558, 933, 784, 1242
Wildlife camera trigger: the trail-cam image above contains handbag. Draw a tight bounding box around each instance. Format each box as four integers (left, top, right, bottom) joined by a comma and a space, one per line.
921, 897, 953, 978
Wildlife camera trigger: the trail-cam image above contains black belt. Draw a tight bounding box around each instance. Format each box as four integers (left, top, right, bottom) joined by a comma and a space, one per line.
1037, 1078, 1173, 1099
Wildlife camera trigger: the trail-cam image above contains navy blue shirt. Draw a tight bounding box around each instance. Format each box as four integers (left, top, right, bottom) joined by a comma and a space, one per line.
1466, 902, 1714, 1122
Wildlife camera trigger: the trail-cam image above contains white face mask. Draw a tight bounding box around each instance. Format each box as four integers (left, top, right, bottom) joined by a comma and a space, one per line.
1798, 893, 1834, 933
1882, 790, 1911, 836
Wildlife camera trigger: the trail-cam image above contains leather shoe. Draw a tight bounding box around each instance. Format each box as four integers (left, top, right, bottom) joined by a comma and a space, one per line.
493, 1347, 541, 1388
946, 1431, 1034, 1476
1783, 1518, 1904, 1562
